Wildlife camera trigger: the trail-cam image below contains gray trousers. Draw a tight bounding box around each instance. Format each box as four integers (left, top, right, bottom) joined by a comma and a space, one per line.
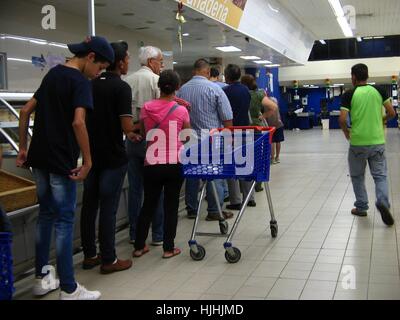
348, 144, 390, 211
227, 179, 255, 205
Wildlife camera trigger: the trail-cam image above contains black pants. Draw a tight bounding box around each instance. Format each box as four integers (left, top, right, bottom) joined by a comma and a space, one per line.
80, 164, 128, 264
135, 164, 184, 252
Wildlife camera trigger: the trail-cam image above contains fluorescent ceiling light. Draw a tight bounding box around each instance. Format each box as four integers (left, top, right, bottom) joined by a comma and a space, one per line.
173, 61, 178, 65
215, 46, 241, 52
8, 57, 31, 63
48, 43, 68, 49
240, 56, 261, 60
29, 40, 47, 45
337, 16, 353, 37
363, 36, 373, 40
182, 33, 190, 37
162, 51, 173, 57
303, 85, 310, 88
254, 60, 272, 64
356, 37, 362, 42
334, 84, 344, 86
368, 82, 376, 85
265, 64, 281, 68
4, 36, 27, 41
319, 40, 326, 45
373, 36, 384, 39
328, 0, 345, 17
328, 0, 353, 38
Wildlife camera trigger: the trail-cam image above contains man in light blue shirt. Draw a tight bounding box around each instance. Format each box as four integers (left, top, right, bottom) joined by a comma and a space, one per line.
177, 59, 234, 221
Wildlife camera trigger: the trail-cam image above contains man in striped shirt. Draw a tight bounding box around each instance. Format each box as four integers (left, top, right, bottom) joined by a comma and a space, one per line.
177, 59, 234, 221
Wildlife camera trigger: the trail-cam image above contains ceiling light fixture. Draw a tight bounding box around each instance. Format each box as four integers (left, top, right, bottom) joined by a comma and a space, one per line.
182, 33, 190, 37
328, 0, 353, 38
373, 36, 384, 39
215, 46, 242, 52
265, 64, 281, 68
254, 60, 272, 64
240, 56, 261, 60
8, 57, 31, 63
319, 40, 326, 45
356, 37, 362, 42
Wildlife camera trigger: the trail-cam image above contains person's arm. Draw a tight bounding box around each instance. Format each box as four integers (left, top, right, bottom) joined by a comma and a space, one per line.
120, 116, 142, 142
223, 120, 233, 127
383, 99, 396, 121
69, 107, 92, 181
339, 109, 350, 141
16, 97, 37, 167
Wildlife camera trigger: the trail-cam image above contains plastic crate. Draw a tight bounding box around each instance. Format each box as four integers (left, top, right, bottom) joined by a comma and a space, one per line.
182, 127, 275, 182
0, 232, 14, 300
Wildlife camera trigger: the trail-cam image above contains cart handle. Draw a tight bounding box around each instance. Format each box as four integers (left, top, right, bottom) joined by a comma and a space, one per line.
211, 126, 276, 144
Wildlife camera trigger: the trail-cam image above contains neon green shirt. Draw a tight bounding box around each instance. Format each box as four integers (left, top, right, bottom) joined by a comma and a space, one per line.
340, 85, 391, 146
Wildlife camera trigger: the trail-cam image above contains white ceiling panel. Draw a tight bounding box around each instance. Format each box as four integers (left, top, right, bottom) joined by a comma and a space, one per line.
278, 0, 400, 40
27, 0, 298, 67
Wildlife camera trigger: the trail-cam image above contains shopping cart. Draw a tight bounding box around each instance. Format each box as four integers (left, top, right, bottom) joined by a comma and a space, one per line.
0, 232, 14, 300
182, 126, 278, 263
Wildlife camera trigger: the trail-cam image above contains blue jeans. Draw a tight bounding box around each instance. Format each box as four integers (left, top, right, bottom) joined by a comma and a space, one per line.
80, 164, 127, 264
126, 140, 163, 242
185, 179, 224, 214
348, 145, 390, 211
33, 168, 77, 293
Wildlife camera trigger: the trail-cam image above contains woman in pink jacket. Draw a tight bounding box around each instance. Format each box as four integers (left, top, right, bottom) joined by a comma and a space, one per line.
133, 70, 190, 259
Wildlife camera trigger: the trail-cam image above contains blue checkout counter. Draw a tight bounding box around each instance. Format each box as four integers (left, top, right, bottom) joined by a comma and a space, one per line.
296, 112, 315, 130
329, 111, 341, 129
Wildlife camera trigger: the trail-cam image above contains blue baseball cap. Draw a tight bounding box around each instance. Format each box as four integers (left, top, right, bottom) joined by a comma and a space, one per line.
68, 36, 115, 64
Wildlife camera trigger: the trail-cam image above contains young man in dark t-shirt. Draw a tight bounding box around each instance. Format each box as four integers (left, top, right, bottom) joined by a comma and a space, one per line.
17, 36, 114, 300
339, 63, 396, 226
223, 64, 256, 210
80, 41, 140, 274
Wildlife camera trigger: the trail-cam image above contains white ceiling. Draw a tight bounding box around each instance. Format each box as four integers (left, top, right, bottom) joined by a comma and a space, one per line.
28, 0, 297, 68
278, 0, 400, 40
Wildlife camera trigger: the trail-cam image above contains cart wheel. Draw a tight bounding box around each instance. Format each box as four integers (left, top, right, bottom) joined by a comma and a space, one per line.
190, 245, 206, 261
270, 223, 278, 238
219, 221, 229, 235
225, 247, 241, 264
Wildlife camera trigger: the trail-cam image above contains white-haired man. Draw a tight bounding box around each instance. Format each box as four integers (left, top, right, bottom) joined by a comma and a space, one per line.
125, 46, 164, 247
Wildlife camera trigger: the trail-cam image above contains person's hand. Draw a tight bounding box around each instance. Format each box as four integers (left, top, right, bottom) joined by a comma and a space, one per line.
127, 132, 143, 143
69, 163, 92, 181
16, 149, 28, 168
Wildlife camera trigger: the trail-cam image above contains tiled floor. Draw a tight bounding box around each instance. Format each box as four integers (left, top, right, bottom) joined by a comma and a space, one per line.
14, 128, 400, 300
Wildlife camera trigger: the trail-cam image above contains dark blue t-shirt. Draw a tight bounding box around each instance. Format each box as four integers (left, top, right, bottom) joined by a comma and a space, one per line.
223, 82, 251, 126
27, 64, 93, 176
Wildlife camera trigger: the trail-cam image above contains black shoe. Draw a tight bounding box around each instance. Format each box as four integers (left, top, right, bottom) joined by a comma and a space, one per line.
255, 186, 264, 193
376, 203, 394, 226
226, 203, 241, 210
224, 197, 230, 203
351, 208, 367, 217
247, 200, 256, 207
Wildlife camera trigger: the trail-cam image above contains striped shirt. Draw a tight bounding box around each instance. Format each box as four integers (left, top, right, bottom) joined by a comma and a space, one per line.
176, 76, 233, 134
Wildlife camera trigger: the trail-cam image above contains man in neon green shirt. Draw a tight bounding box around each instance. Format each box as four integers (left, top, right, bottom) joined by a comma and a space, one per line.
339, 63, 396, 226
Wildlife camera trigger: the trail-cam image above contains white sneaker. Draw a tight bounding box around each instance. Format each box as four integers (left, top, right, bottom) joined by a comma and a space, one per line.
33, 273, 60, 296
60, 283, 101, 300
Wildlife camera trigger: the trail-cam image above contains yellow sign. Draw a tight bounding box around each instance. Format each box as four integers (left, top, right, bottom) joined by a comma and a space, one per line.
182, 0, 247, 29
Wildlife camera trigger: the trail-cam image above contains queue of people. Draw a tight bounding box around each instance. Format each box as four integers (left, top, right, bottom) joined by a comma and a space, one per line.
14, 35, 288, 300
